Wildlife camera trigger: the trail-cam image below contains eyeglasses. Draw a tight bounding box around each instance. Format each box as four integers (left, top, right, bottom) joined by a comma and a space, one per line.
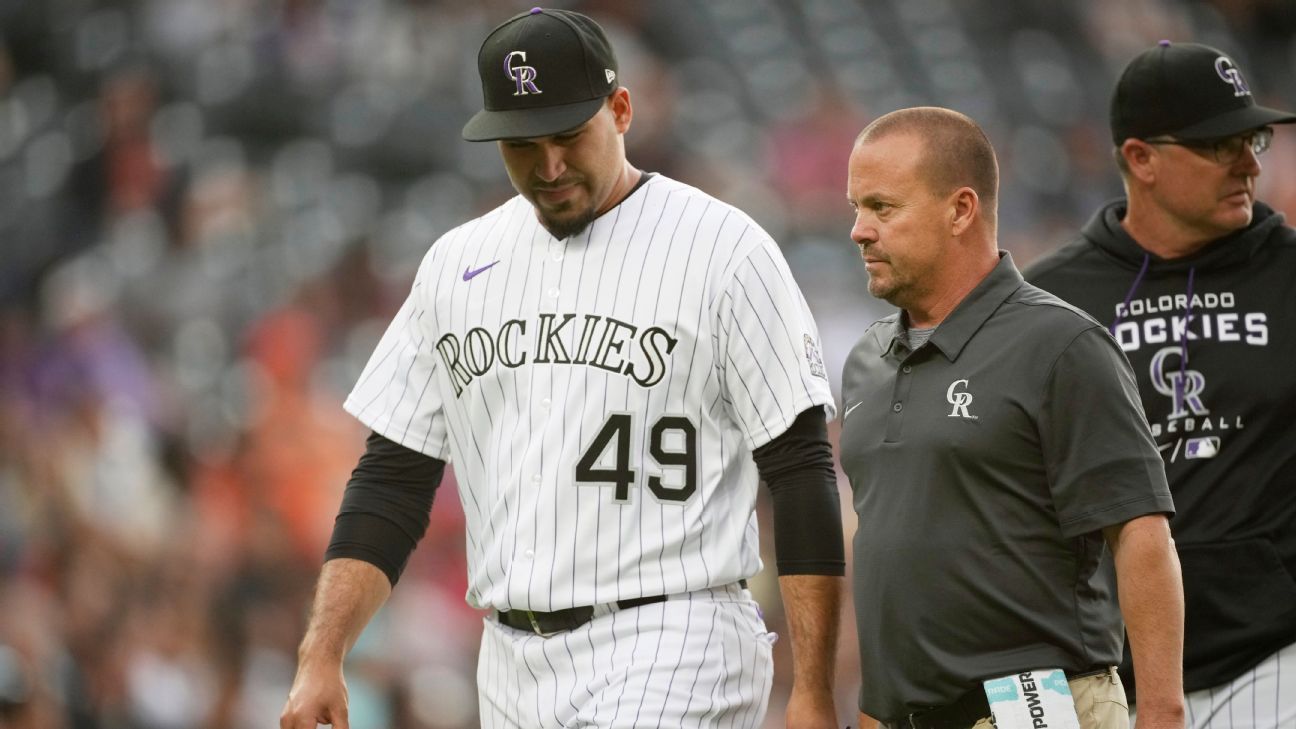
1143, 126, 1274, 165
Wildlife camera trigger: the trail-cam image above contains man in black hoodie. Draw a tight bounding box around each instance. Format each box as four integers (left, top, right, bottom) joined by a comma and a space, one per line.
1026, 41, 1296, 728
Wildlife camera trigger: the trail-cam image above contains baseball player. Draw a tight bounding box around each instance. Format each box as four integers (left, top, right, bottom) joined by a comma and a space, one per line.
1026, 42, 1296, 728
279, 8, 846, 729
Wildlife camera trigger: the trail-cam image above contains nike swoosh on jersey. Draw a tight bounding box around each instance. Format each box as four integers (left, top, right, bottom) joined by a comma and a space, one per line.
463, 261, 500, 281
844, 401, 864, 419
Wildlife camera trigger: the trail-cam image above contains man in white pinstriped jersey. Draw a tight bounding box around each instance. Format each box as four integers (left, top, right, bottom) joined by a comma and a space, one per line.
280, 8, 846, 729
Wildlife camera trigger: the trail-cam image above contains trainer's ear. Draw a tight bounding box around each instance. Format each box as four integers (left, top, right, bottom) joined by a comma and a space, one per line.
610, 87, 632, 134
1121, 138, 1157, 185
949, 186, 979, 237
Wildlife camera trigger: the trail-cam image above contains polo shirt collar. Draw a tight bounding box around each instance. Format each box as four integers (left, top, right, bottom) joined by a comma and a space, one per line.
881, 251, 1024, 361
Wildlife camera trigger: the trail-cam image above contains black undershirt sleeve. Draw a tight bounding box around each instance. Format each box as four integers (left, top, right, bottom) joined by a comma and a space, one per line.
751, 405, 846, 576
324, 431, 446, 587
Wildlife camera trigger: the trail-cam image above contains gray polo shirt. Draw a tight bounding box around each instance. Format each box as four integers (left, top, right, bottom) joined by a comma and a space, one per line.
840, 252, 1173, 722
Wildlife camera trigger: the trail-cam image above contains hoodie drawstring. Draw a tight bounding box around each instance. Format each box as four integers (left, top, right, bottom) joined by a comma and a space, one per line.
1109, 251, 1198, 405
1110, 252, 1152, 334
1178, 266, 1197, 404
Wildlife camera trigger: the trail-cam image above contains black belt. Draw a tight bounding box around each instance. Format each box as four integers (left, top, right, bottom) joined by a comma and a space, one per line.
884, 667, 1114, 729
497, 579, 748, 637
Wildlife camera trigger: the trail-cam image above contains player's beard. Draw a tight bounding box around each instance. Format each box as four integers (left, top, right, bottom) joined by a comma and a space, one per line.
529, 177, 599, 240
539, 206, 598, 240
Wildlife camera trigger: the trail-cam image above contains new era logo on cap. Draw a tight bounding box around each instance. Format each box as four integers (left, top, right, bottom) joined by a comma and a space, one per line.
1110, 41, 1296, 143
463, 8, 620, 142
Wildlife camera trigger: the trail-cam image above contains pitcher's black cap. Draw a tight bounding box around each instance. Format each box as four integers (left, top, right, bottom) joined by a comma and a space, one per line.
462, 8, 619, 142
1111, 40, 1296, 144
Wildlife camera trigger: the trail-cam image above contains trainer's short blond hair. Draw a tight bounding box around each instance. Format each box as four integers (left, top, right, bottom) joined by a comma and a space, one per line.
856, 107, 999, 227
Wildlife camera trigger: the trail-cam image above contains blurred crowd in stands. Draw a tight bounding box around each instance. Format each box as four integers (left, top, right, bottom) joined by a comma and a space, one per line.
1, 1, 1294, 727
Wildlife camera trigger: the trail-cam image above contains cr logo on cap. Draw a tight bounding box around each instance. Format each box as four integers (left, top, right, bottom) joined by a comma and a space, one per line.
1214, 56, 1250, 97
505, 51, 542, 96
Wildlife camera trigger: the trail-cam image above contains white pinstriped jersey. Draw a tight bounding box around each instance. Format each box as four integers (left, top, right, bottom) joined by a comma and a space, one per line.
345, 174, 834, 612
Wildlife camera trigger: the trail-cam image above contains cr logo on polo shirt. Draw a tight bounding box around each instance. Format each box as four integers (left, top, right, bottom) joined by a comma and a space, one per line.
946, 379, 978, 419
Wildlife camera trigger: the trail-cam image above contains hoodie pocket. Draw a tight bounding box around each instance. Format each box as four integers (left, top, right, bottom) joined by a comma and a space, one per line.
1178, 538, 1296, 674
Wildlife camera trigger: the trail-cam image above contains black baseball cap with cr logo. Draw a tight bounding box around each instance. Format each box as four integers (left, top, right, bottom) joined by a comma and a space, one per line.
462, 7, 619, 142
1110, 40, 1296, 144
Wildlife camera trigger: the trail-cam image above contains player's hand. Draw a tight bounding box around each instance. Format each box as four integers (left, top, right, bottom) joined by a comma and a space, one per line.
785, 685, 837, 729
857, 711, 881, 729
280, 659, 350, 729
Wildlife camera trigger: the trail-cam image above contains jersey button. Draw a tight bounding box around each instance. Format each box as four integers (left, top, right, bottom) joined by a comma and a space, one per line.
892, 402, 903, 412
902, 365, 912, 374
547, 287, 560, 298
552, 251, 563, 262
540, 398, 551, 408
532, 474, 541, 483
524, 549, 534, 559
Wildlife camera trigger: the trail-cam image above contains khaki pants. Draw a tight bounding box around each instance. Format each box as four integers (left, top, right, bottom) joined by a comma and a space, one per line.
971, 669, 1129, 729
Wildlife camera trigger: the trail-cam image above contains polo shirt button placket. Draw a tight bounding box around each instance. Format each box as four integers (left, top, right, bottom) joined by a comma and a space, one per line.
884, 353, 914, 443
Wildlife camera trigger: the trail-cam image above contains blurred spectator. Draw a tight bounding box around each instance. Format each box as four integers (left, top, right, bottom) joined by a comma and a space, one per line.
67, 65, 185, 260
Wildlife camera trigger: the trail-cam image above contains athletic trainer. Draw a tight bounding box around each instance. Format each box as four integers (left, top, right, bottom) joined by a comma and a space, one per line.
280, 8, 845, 729
841, 107, 1184, 729
1026, 41, 1296, 728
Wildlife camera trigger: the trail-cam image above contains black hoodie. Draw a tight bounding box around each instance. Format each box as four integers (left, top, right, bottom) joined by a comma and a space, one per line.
1025, 199, 1296, 695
